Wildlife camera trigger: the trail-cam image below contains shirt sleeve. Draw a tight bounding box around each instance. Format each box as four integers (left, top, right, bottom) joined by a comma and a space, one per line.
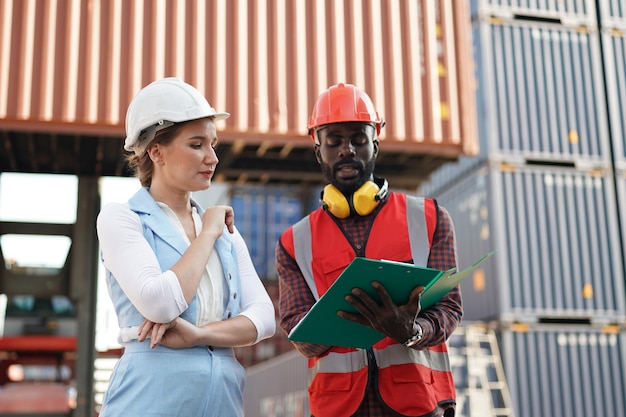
96, 203, 188, 323
232, 227, 276, 343
415, 204, 463, 348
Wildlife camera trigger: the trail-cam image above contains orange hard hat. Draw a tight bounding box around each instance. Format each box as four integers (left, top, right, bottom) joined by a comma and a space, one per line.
307, 83, 384, 142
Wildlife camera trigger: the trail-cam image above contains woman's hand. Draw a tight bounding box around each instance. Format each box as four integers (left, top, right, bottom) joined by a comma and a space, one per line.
201, 205, 235, 236
138, 318, 201, 349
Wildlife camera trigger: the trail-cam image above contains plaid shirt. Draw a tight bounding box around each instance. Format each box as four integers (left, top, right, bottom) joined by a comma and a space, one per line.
276, 197, 462, 417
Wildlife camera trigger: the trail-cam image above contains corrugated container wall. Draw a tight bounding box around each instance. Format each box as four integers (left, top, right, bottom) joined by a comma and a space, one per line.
428, 163, 626, 323
471, 0, 597, 26
472, 18, 610, 165
419, 14, 612, 196
598, 0, 626, 27
500, 324, 626, 417
0, 0, 477, 153
602, 27, 626, 169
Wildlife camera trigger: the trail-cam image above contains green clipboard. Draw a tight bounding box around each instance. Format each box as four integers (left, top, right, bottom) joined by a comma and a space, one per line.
288, 251, 495, 348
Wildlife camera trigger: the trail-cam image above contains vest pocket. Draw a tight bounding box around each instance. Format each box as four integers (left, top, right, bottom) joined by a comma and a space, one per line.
389, 364, 435, 384
309, 371, 353, 393
315, 250, 354, 292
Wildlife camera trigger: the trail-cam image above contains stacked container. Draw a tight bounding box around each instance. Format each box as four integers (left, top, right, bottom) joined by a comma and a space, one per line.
230, 185, 304, 280
500, 323, 626, 416
419, 1, 626, 416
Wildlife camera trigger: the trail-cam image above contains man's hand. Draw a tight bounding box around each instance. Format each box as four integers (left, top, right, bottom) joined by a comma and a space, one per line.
337, 282, 423, 343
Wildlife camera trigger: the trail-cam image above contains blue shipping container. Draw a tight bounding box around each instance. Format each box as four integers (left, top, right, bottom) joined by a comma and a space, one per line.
231, 185, 303, 280
428, 163, 626, 323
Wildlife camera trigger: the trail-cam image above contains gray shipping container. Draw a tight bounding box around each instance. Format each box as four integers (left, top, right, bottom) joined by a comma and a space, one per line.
471, 0, 597, 26
499, 324, 626, 417
472, 18, 611, 165
598, 0, 626, 27
430, 162, 626, 323
601, 27, 626, 169
420, 17, 612, 197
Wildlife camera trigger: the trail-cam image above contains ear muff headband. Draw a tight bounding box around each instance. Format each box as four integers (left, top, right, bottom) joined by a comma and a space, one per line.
321, 180, 388, 218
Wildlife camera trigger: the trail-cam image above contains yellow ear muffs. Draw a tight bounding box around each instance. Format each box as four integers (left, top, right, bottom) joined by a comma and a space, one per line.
321, 180, 386, 218
321, 184, 351, 218
352, 181, 382, 216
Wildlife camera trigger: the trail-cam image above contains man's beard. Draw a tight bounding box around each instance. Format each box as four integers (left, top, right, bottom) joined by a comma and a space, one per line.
321, 158, 377, 195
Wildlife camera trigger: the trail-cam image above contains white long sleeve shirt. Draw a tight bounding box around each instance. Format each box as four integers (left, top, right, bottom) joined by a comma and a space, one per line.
97, 201, 276, 344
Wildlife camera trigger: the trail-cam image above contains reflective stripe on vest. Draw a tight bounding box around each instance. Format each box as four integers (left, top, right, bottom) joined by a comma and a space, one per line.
310, 344, 449, 374
292, 216, 318, 299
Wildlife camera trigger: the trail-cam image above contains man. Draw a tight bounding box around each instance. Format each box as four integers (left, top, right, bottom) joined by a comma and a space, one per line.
276, 83, 462, 417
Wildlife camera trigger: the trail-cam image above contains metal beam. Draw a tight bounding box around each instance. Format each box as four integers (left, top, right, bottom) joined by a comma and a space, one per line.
69, 177, 100, 417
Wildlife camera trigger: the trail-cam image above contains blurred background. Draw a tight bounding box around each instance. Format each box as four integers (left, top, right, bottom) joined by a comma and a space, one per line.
0, 1, 624, 416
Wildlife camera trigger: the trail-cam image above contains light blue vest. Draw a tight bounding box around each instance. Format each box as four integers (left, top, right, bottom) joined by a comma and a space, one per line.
105, 187, 242, 330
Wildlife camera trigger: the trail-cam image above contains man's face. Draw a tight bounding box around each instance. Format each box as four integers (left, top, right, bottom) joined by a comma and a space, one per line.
314, 122, 379, 195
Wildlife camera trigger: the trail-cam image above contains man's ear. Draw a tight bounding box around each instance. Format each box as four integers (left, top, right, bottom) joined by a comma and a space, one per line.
314, 145, 322, 164
373, 139, 379, 157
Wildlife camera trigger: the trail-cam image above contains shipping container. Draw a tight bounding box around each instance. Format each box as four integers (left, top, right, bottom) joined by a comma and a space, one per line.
231, 185, 303, 280
471, 0, 597, 27
471, 18, 611, 165
601, 27, 626, 169
429, 163, 626, 323
231, 187, 267, 278
418, 154, 486, 197
420, 16, 613, 196
598, 0, 626, 28
499, 323, 626, 417
0, 0, 477, 155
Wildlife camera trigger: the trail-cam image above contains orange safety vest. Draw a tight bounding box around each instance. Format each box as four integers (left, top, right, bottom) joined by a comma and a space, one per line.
281, 193, 456, 417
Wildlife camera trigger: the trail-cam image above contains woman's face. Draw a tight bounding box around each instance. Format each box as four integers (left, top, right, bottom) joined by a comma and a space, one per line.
150, 117, 219, 192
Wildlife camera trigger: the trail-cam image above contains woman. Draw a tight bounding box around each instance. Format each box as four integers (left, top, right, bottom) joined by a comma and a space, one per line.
96, 77, 276, 417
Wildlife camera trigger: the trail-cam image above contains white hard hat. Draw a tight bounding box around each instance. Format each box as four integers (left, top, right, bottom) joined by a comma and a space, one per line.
124, 77, 230, 155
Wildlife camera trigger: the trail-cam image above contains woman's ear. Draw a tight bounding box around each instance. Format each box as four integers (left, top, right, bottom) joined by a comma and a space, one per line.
147, 144, 164, 166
